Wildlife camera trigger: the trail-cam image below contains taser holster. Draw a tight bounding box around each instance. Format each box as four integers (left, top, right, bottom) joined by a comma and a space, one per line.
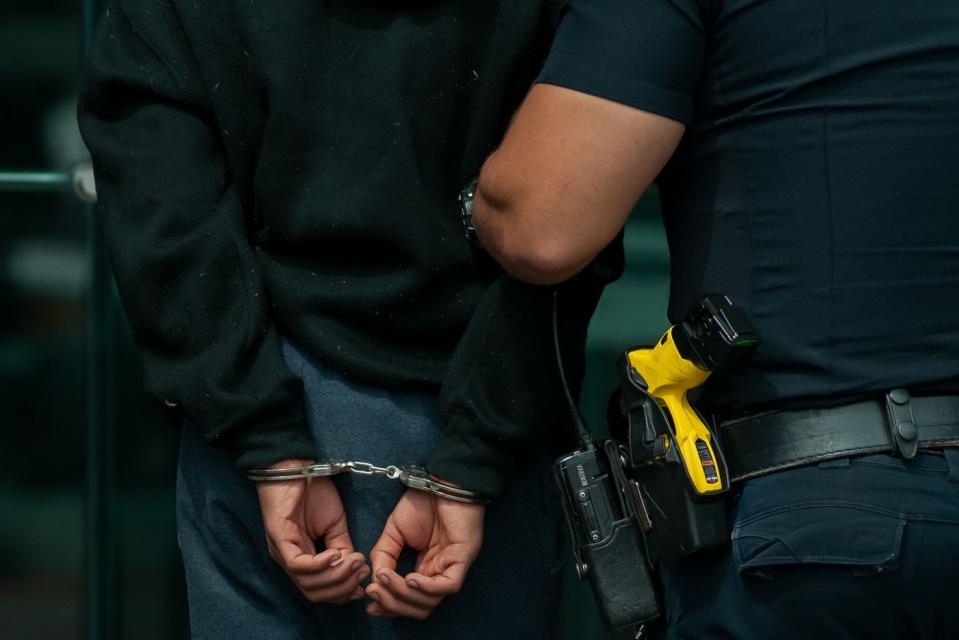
611, 352, 730, 561
609, 294, 759, 562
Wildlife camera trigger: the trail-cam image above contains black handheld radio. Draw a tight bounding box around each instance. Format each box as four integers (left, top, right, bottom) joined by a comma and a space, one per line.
551, 292, 660, 631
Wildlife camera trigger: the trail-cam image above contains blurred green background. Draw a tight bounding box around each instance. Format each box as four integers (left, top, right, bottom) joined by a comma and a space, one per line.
0, 1, 671, 638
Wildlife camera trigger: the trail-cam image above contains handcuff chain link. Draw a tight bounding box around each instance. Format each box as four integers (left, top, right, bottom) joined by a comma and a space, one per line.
341, 461, 405, 481
342, 460, 388, 476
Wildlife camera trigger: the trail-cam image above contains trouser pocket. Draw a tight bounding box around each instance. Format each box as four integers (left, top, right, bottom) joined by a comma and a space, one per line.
732, 504, 905, 580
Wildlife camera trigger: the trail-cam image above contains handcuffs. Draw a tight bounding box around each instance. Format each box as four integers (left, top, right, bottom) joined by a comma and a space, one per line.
247, 460, 489, 504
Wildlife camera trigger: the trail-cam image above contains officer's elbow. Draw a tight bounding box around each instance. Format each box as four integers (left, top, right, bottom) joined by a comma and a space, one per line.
494, 235, 591, 285
475, 195, 589, 285
474, 157, 590, 285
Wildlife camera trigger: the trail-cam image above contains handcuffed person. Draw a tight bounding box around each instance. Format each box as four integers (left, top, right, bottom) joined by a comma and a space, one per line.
77, 1, 614, 638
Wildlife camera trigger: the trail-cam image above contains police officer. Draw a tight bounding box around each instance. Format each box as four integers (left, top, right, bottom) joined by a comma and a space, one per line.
468, 0, 959, 637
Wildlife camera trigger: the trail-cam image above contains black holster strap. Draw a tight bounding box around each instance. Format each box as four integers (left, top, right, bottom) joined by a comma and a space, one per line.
720, 392, 959, 482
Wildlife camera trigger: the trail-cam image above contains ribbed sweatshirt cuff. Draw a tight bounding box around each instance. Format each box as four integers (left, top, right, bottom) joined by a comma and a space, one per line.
425, 411, 526, 500
224, 417, 317, 471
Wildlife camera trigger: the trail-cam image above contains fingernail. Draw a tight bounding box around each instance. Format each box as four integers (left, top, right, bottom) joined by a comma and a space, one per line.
369, 591, 380, 602
407, 579, 419, 590
329, 553, 343, 567
377, 572, 390, 585
350, 560, 361, 572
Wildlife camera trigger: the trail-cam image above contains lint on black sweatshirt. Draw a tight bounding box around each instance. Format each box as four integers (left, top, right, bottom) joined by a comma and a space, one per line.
77, 0, 619, 497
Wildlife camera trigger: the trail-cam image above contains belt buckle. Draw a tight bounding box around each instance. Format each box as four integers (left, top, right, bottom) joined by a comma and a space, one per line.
884, 388, 919, 460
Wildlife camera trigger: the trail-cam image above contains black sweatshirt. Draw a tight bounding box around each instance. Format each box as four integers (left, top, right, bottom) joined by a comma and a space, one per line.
78, 0, 615, 496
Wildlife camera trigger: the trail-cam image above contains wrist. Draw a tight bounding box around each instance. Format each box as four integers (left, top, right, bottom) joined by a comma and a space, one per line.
268, 458, 315, 469
429, 473, 459, 486
249, 459, 322, 484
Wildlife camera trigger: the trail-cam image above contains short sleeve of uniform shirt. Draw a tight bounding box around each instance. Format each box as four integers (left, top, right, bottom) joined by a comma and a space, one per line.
537, 0, 707, 125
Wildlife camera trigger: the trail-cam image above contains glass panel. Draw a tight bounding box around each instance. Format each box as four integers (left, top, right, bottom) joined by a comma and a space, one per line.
112, 315, 189, 640
0, 192, 87, 640
2, 1, 189, 635
0, 196, 188, 640
0, 1, 85, 172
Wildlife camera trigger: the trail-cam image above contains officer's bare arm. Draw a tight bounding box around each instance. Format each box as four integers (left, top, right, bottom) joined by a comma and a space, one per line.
473, 84, 685, 285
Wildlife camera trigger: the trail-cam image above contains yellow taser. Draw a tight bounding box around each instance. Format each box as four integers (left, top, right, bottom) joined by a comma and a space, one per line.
626, 327, 722, 495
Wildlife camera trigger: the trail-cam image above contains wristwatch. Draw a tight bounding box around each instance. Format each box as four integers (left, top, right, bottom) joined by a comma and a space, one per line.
458, 177, 480, 247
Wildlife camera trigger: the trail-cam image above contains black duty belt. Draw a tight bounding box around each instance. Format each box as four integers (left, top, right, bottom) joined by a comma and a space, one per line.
719, 389, 959, 482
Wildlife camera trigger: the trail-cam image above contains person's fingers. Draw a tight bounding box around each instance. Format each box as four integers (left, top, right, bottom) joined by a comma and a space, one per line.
404, 561, 469, 596
302, 564, 370, 603
332, 569, 369, 604
373, 568, 443, 609
294, 551, 367, 590
366, 581, 433, 621
369, 512, 405, 577
296, 559, 367, 592
274, 541, 343, 575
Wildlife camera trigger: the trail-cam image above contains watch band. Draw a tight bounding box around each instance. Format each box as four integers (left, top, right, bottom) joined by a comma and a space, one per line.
458, 177, 480, 246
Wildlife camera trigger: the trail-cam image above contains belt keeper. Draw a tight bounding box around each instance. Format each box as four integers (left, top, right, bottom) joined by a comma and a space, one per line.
884, 388, 919, 460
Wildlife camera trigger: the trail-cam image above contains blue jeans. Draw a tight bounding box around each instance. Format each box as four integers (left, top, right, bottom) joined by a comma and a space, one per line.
176, 341, 566, 639
655, 449, 959, 639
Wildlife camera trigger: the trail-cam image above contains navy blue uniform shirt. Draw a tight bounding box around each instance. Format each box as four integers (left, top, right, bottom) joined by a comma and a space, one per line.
540, 0, 959, 412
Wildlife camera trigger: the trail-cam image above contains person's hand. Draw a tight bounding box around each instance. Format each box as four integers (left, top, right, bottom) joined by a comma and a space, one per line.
256, 458, 370, 603
366, 487, 485, 620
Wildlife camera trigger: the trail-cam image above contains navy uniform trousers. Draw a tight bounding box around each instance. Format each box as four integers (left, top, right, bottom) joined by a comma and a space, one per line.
176, 341, 567, 640
654, 449, 959, 639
